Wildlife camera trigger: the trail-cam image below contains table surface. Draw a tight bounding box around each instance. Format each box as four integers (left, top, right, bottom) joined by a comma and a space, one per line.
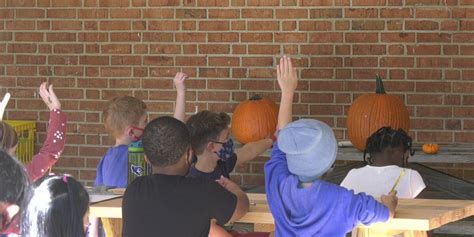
89, 193, 474, 231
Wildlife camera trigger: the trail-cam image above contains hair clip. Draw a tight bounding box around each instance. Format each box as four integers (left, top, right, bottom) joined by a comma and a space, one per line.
62, 176, 68, 184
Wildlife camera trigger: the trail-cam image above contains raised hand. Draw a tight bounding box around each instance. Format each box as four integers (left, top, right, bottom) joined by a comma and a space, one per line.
39, 82, 61, 111
276, 55, 297, 95
173, 72, 188, 92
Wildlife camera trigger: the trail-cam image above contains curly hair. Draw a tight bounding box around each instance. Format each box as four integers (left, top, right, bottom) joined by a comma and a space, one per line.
363, 126, 414, 165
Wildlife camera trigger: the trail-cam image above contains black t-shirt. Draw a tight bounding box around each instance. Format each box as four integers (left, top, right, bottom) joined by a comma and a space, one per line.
122, 174, 237, 237
187, 153, 237, 180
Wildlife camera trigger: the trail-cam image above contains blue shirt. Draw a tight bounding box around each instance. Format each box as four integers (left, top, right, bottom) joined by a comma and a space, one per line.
265, 142, 390, 237
95, 145, 128, 188
187, 153, 237, 180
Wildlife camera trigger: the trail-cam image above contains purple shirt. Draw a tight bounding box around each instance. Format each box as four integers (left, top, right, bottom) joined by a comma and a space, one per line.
265, 142, 390, 237
95, 145, 128, 188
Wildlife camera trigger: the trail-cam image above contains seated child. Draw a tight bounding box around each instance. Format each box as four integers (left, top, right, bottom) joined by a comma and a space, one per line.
0, 150, 29, 235
341, 127, 426, 199
122, 116, 249, 237
95, 72, 188, 188
186, 110, 273, 180
21, 174, 90, 237
0, 82, 67, 182
265, 56, 398, 237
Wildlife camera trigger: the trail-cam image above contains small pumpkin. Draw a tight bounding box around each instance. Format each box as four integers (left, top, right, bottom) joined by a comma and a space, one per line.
231, 94, 278, 144
347, 75, 410, 151
422, 143, 439, 154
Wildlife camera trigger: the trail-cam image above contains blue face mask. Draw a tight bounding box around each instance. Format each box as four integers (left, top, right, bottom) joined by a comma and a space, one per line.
215, 138, 234, 162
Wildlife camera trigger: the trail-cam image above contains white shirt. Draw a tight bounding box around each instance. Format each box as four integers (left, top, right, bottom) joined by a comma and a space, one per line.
340, 165, 426, 199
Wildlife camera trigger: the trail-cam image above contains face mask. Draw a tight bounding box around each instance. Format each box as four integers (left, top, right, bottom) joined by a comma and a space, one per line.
215, 138, 234, 162
129, 126, 144, 141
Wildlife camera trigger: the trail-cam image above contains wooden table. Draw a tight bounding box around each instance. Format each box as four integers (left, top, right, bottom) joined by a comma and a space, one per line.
90, 193, 474, 237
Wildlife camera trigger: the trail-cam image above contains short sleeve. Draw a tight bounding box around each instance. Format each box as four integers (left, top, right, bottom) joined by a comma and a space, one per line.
225, 153, 238, 173
409, 170, 426, 198
205, 180, 238, 225
340, 169, 356, 189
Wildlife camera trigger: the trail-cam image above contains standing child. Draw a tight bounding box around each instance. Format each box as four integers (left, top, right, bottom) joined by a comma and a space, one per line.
341, 127, 426, 199
265, 56, 398, 237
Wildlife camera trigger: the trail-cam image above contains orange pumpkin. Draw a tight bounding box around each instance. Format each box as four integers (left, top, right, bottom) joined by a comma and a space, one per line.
347, 75, 410, 151
422, 143, 439, 154
231, 94, 278, 144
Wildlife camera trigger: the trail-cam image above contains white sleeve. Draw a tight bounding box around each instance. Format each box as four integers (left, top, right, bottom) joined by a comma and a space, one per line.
340, 169, 355, 189
409, 170, 426, 198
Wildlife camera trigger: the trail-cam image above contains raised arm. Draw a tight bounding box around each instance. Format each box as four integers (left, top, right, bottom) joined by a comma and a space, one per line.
235, 138, 273, 166
276, 56, 298, 130
26, 82, 67, 181
173, 72, 188, 122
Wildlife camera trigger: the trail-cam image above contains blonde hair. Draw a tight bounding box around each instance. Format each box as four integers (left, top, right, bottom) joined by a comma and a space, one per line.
103, 96, 147, 138
0, 121, 18, 150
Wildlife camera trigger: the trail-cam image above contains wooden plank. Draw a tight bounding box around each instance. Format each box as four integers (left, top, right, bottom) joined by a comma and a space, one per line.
101, 218, 122, 237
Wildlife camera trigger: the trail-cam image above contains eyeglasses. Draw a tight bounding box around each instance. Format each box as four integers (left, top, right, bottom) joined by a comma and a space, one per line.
211, 140, 226, 145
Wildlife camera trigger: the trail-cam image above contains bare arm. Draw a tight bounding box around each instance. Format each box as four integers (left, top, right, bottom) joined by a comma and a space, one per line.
217, 176, 250, 223
276, 56, 298, 130
173, 72, 188, 122
235, 138, 273, 166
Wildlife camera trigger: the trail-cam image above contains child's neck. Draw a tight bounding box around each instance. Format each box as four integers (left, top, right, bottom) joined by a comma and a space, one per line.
194, 154, 218, 173
115, 136, 131, 146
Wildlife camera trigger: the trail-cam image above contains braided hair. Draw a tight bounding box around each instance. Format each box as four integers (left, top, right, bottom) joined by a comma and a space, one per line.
363, 126, 414, 166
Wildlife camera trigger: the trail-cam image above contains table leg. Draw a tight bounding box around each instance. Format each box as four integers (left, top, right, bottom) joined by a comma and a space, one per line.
402, 231, 427, 237
101, 218, 123, 237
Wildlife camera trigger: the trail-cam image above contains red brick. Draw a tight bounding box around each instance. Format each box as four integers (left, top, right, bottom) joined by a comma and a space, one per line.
6, 20, 34, 30
275, 33, 306, 42
353, 45, 386, 55
78, 9, 107, 18
352, 0, 386, 5
247, 21, 279, 31
344, 57, 378, 67
407, 45, 441, 55
47, 9, 75, 18
48, 56, 78, 65
416, 8, 450, 18
407, 94, 443, 105
416, 81, 451, 92
380, 8, 413, 18
54, 44, 83, 54
453, 58, 474, 68
417, 33, 452, 43
176, 56, 206, 66
16, 8, 45, 18
208, 57, 240, 66
48, 32, 76, 42
101, 44, 131, 54
454, 82, 474, 93
208, 9, 239, 18
100, 21, 131, 31
345, 33, 378, 43
51, 0, 81, 7
407, 69, 442, 80
309, 32, 343, 43
405, 0, 441, 5
247, 0, 279, 6
52, 21, 82, 30
242, 9, 273, 18
455, 132, 474, 143
310, 105, 343, 115
199, 21, 229, 31
352, 20, 385, 30
417, 57, 451, 67
301, 0, 333, 6
454, 107, 474, 117
406, 20, 438, 30
176, 9, 206, 19
299, 21, 332, 31
149, 0, 180, 6
310, 8, 342, 18
276, 9, 308, 18
16, 55, 46, 64
380, 57, 414, 67
381, 32, 415, 42
110, 9, 140, 18
453, 33, 474, 43
6, 0, 35, 7
143, 9, 174, 18
441, 20, 458, 31
345, 8, 378, 18
100, 67, 131, 77
79, 56, 109, 65
241, 33, 273, 42
411, 119, 443, 130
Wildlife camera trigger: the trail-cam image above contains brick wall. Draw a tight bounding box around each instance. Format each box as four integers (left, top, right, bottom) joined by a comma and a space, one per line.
1, 0, 473, 186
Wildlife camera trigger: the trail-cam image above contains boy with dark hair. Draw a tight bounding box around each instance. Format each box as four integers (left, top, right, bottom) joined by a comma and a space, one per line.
186, 110, 273, 180
122, 116, 249, 237
265, 56, 398, 237
341, 126, 426, 199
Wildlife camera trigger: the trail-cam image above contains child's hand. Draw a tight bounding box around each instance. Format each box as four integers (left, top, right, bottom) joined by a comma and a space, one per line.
216, 176, 241, 193
276, 55, 297, 94
173, 72, 188, 92
380, 191, 398, 218
39, 82, 61, 111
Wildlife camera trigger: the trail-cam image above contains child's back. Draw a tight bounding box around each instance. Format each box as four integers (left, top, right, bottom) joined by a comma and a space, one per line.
341, 127, 426, 199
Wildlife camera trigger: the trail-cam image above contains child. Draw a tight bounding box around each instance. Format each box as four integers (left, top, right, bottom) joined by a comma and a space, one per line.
122, 116, 249, 237
95, 72, 188, 188
0, 149, 29, 235
265, 56, 398, 237
186, 110, 273, 180
341, 127, 426, 199
21, 175, 90, 237
0, 82, 67, 182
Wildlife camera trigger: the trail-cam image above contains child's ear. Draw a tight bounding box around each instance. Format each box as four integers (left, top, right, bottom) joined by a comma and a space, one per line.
206, 142, 215, 152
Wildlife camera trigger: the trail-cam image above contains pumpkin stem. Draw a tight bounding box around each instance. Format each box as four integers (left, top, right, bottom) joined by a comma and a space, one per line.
250, 94, 262, 100
375, 74, 386, 94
